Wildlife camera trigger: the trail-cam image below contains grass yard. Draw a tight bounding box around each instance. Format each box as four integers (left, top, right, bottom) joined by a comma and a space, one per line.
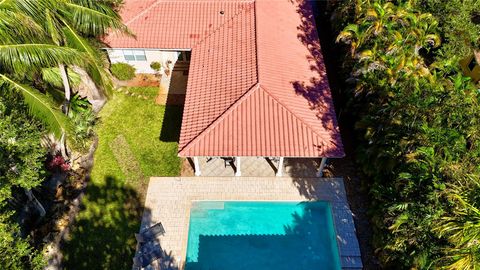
62, 89, 183, 270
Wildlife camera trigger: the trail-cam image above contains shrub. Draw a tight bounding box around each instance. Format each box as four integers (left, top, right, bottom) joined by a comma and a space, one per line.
335, 1, 480, 268
150, 61, 161, 72
110, 63, 136, 81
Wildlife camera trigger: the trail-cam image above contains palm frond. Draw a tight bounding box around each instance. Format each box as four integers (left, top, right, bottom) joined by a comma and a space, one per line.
62, 23, 113, 94
0, 44, 85, 74
64, 0, 131, 37
42, 67, 81, 88
45, 8, 62, 45
5, 0, 55, 21
0, 73, 71, 137
0, 10, 45, 44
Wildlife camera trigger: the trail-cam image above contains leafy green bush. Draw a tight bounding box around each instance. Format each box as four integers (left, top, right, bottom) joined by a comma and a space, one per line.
110, 63, 136, 81
150, 61, 161, 72
68, 94, 96, 150
335, 1, 480, 268
0, 91, 46, 270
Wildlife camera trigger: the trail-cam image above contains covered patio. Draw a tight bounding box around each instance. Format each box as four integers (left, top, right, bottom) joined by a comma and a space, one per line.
187, 157, 328, 177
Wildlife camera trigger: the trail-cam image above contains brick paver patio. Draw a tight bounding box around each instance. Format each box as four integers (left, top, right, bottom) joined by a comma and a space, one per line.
140, 177, 362, 269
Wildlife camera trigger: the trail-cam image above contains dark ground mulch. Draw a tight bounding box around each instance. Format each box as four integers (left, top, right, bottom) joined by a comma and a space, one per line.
311, 2, 381, 269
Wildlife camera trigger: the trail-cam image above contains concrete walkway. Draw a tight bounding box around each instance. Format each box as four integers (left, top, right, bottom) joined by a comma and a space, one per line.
141, 177, 361, 269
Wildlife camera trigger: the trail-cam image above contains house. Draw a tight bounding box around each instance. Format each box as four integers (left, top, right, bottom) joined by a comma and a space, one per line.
104, 0, 345, 176
460, 50, 480, 83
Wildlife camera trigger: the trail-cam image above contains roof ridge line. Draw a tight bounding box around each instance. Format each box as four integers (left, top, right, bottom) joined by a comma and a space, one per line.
124, 0, 162, 26
253, 0, 259, 83
124, 0, 255, 27
179, 83, 261, 155
192, 1, 255, 48
258, 84, 336, 139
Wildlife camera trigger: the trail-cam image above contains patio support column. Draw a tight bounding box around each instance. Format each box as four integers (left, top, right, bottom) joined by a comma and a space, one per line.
235, 157, 241, 177
276, 157, 284, 177
317, 157, 328, 177
193, 157, 201, 176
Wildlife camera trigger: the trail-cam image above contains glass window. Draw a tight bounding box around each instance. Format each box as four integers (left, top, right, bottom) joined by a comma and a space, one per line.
123, 49, 146, 61
134, 50, 147, 61
123, 50, 135, 61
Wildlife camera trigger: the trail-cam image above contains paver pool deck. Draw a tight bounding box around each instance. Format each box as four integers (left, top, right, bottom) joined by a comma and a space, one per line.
141, 177, 362, 269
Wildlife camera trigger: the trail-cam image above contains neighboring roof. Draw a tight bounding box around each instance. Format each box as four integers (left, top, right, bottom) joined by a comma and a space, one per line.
105, 0, 344, 158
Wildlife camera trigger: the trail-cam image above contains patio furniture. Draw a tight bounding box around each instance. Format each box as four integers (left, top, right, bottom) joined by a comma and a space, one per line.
135, 222, 165, 243
133, 239, 165, 269
222, 157, 235, 168
136, 247, 164, 268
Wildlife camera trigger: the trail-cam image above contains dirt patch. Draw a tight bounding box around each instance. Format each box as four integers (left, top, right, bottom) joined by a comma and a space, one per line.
180, 158, 194, 176
109, 135, 147, 196
115, 74, 160, 88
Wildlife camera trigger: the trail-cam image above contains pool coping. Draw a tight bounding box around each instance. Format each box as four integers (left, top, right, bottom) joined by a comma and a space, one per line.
140, 177, 362, 269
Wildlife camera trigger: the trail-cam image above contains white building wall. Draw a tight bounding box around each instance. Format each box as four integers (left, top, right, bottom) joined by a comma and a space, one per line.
106, 48, 181, 74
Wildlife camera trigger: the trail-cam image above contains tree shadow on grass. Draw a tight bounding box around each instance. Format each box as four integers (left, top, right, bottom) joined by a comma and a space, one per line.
61, 176, 146, 270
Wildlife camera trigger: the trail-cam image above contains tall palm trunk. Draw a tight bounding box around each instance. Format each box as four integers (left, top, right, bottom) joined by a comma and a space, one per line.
24, 189, 46, 224
59, 63, 71, 114
58, 64, 70, 158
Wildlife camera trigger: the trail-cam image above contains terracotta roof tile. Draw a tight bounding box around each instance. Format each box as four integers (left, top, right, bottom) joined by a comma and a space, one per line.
105, 0, 344, 158
179, 3, 257, 149
105, 0, 251, 49
254, 0, 344, 157
181, 85, 343, 157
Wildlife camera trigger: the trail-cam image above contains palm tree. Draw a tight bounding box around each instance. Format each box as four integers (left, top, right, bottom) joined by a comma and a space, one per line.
0, 3, 84, 135
0, 0, 130, 134
5, 0, 130, 114
435, 179, 480, 269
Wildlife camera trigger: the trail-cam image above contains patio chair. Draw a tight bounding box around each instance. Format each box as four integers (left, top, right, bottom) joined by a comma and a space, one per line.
140, 248, 164, 268
135, 222, 165, 243
132, 256, 142, 270
133, 242, 165, 269
222, 157, 235, 168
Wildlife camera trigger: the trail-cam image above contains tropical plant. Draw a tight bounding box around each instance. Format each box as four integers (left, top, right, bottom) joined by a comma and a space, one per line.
435, 179, 480, 269
420, 0, 480, 60
334, 0, 480, 268
42, 67, 81, 89
2, 0, 130, 114
69, 95, 96, 149
0, 0, 130, 136
0, 12, 80, 136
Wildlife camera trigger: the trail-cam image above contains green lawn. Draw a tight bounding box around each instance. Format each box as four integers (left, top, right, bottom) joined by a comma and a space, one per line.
120, 86, 160, 99
62, 90, 183, 270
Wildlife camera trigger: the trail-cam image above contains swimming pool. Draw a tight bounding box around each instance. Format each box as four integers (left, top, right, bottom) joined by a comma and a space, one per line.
185, 201, 341, 270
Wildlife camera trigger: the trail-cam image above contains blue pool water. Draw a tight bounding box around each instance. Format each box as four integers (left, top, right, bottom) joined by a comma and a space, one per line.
185, 201, 341, 270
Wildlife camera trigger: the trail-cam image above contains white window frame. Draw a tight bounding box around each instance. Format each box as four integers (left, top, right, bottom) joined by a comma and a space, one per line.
123, 49, 147, 61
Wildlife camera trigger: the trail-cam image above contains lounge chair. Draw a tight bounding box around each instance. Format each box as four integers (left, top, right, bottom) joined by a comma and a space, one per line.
135, 222, 165, 243
133, 242, 164, 269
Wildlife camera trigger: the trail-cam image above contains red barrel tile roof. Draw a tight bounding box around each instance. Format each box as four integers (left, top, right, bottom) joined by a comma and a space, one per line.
105, 0, 344, 158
